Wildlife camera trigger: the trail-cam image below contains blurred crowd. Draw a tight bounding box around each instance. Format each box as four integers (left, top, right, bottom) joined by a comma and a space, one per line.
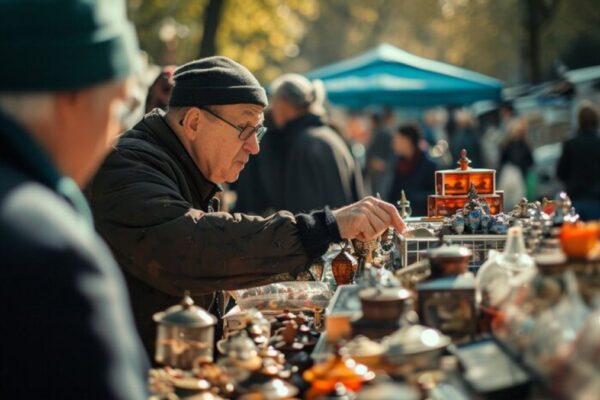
141, 65, 600, 220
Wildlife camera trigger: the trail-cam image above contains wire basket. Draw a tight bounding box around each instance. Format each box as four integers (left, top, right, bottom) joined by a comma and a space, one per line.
400, 234, 507, 270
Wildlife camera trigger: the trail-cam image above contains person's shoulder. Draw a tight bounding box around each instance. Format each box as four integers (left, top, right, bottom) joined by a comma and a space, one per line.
114, 126, 170, 162
0, 176, 110, 272
97, 126, 177, 184
301, 125, 349, 153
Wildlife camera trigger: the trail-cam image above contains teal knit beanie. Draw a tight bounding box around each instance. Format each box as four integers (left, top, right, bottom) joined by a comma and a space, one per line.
0, 0, 139, 92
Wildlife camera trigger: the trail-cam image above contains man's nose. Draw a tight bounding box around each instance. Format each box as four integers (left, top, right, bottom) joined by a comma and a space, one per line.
243, 133, 260, 155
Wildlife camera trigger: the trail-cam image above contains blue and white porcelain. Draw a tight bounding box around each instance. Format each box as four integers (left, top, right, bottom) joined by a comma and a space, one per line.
452, 215, 465, 234
467, 209, 482, 232
481, 214, 491, 233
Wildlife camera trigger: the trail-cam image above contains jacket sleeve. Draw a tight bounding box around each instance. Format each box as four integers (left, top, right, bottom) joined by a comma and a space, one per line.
88, 148, 324, 297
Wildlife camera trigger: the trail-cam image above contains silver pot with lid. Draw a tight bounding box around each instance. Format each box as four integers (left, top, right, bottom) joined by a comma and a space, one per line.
153, 291, 217, 369
383, 325, 451, 371
425, 243, 472, 278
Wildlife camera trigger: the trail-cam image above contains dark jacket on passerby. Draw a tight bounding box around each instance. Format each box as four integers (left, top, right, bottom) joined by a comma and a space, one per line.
450, 127, 483, 168
86, 109, 341, 356
232, 115, 286, 215
557, 129, 600, 201
366, 127, 394, 195
500, 138, 534, 179
279, 113, 365, 214
386, 150, 437, 216
0, 110, 148, 399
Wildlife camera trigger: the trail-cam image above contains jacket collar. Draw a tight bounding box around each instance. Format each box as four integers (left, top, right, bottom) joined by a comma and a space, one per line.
0, 108, 93, 223
135, 109, 222, 206
283, 113, 324, 134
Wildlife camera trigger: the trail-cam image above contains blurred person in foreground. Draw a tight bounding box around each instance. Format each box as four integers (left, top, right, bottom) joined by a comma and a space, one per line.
557, 101, 600, 220
269, 73, 365, 213
386, 124, 437, 216
0, 0, 148, 398
87, 59, 403, 356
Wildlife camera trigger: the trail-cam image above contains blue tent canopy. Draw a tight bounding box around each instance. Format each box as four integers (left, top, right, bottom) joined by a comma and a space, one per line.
306, 44, 503, 108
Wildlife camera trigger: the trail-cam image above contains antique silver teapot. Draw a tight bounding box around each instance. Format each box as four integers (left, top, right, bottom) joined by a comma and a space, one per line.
153, 291, 217, 369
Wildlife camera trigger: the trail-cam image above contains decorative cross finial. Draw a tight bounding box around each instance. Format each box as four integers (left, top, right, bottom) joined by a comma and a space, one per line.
397, 190, 412, 219
457, 148, 471, 170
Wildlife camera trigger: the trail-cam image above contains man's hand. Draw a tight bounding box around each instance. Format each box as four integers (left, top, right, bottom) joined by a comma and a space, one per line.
332, 196, 406, 241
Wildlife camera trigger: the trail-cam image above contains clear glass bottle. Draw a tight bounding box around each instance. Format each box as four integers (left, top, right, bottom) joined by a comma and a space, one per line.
476, 226, 535, 331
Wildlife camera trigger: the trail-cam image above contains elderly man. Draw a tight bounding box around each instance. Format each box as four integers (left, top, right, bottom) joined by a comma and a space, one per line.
0, 0, 147, 398
87, 57, 405, 356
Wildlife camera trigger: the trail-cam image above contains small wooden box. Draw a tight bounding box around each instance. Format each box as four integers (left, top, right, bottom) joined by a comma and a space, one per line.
416, 274, 477, 342
435, 169, 496, 196
427, 192, 504, 217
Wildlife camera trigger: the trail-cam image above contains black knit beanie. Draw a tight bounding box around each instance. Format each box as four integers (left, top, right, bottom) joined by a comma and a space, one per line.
169, 56, 268, 108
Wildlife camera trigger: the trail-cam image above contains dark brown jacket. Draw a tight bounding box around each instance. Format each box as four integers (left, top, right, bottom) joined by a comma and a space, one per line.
87, 109, 340, 356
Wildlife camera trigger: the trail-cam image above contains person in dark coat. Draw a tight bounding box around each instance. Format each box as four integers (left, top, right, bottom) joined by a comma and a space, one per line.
231, 110, 286, 214
269, 73, 365, 214
450, 109, 483, 167
500, 117, 534, 180
0, 0, 148, 398
387, 124, 437, 216
557, 101, 600, 220
366, 109, 395, 195
87, 58, 405, 357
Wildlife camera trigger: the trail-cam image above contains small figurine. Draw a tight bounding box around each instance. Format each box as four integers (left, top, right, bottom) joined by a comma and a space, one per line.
542, 197, 555, 215
553, 192, 574, 226
397, 190, 412, 219
566, 207, 580, 223
457, 148, 472, 171
478, 197, 491, 215
352, 238, 379, 279
491, 213, 510, 234
511, 197, 530, 219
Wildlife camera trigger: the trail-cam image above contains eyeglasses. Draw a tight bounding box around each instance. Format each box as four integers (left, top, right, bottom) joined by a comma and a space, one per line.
179, 107, 267, 142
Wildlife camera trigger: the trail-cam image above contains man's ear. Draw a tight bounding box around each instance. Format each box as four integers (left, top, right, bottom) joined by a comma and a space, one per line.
181, 107, 202, 139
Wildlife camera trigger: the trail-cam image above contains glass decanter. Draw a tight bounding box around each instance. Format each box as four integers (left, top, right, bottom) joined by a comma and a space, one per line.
476, 226, 535, 331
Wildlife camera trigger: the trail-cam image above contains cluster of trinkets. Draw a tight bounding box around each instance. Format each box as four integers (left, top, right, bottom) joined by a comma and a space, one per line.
150, 304, 324, 399
443, 183, 511, 235
510, 192, 580, 255
442, 187, 581, 254
329, 228, 401, 288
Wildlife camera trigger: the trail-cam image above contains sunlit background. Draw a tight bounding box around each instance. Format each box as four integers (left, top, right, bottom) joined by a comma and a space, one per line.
127, 0, 600, 84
